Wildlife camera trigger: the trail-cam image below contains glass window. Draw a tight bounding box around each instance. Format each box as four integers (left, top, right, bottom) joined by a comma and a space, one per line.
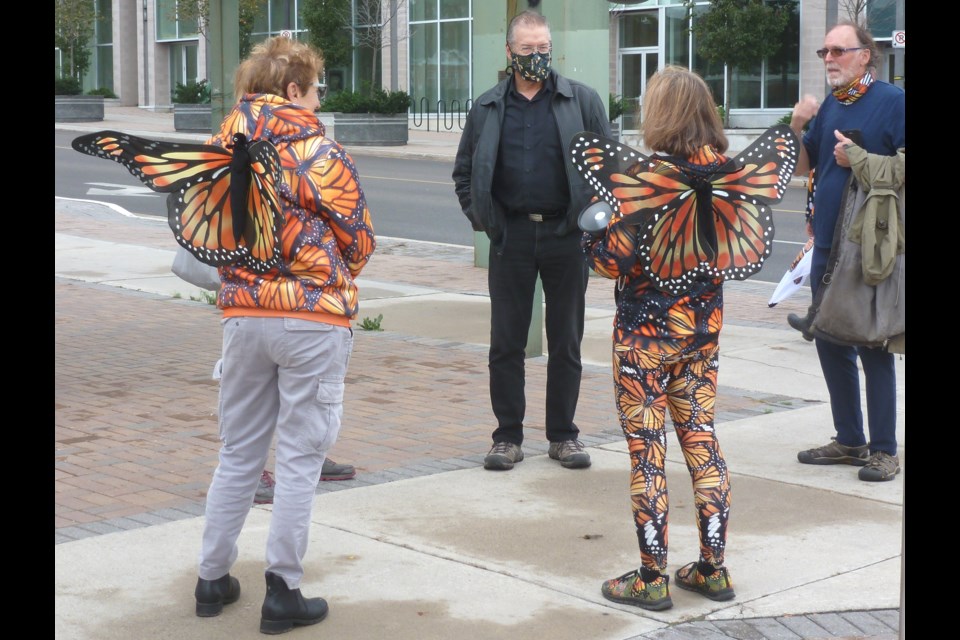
763, 2, 798, 108
270, 0, 297, 31
92, 0, 113, 92
440, 0, 468, 20
620, 11, 658, 48
410, 21, 438, 111
169, 41, 199, 90
688, 0, 799, 112
95, 0, 112, 45
690, 4, 723, 105
251, 2, 270, 36
408, 0, 471, 118
663, 5, 689, 67
156, 0, 178, 40
868, 0, 898, 39
621, 53, 651, 132
156, 0, 200, 41
439, 19, 469, 106
730, 61, 762, 109
410, 0, 438, 22
354, 24, 382, 92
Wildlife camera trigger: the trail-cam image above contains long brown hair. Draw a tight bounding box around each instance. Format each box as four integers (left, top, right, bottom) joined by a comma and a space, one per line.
641, 66, 728, 157
233, 36, 324, 102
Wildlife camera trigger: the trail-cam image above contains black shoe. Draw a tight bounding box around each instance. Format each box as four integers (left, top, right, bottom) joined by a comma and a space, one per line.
260, 571, 329, 635
787, 313, 814, 342
195, 573, 241, 617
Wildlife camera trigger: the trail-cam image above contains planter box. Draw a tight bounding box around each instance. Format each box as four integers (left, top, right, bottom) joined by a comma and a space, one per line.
55, 95, 104, 122
174, 104, 213, 134
332, 113, 408, 146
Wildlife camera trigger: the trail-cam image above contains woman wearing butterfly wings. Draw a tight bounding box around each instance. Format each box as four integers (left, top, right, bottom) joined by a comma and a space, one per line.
73, 37, 375, 633
579, 66, 797, 612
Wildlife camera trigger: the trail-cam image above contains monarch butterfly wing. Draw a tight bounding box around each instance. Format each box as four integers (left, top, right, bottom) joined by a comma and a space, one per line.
238, 140, 285, 273
569, 132, 657, 221
71, 130, 233, 192
569, 132, 716, 294
719, 124, 799, 206
702, 124, 800, 284
71, 130, 248, 267
165, 164, 248, 268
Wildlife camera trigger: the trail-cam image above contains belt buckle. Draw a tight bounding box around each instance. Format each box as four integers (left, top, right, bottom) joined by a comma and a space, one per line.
529, 213, 544, 222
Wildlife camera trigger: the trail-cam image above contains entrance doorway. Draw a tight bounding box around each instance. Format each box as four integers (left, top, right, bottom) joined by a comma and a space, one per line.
619, 49, 658, 133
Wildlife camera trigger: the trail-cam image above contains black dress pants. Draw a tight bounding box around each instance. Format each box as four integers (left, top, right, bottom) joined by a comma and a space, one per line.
487, 215, 589, 445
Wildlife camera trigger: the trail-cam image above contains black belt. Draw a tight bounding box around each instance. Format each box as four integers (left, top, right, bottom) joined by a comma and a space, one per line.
516, 210, 563, 222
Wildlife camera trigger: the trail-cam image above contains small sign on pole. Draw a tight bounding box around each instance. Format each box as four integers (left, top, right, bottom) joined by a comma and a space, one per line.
892, 31, 905, 48
280, 30, 293, 39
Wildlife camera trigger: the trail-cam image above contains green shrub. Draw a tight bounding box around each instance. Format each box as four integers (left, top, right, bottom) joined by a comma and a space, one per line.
173, 79, 211, 104
55, 77, 83, 96
359, 314, 384, 331
776, 113, 808, 132
321, 88, 410, 114
609, 93, 624, 122
87, 87, 118, 98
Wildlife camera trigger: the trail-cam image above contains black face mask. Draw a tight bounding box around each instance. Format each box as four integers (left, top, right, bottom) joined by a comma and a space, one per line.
510, 51, 551, 83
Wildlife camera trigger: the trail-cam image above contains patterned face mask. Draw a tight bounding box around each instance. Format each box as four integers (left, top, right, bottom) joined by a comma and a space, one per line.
510, 51, 551, 83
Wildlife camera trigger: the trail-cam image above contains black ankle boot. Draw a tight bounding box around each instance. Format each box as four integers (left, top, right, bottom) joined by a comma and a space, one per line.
260, 571, 328, 635
195, 573, 241, 617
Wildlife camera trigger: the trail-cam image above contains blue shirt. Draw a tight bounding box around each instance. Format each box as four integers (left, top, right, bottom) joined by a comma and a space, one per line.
803, 81, 905, 249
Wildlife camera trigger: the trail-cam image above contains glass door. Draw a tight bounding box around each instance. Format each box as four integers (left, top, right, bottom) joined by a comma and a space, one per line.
619, 50, 658, 133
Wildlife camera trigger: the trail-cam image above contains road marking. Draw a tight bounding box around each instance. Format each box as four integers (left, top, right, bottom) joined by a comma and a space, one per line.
86, 182, 160, 197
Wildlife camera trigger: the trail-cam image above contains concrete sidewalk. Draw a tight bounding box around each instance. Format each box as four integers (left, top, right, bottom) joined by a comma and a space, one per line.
55, 106, 904, 640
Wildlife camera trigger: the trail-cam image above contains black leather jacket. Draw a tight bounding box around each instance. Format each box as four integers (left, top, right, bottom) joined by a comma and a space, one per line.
452, 70, 611, 251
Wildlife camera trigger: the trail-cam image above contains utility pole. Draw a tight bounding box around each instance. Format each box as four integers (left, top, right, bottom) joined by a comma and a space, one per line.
208, 1, 241, 130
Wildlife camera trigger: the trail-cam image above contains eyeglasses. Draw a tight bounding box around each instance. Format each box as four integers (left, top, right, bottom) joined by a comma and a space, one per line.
312, 81, 328, 99
513, 43, 552, 56
815, 47, 865, 59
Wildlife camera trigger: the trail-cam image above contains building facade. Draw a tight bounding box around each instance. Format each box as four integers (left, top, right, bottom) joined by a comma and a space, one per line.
56, 0, 904, 133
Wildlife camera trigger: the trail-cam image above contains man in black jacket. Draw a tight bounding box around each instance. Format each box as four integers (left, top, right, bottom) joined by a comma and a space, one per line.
452, 9, 610, 472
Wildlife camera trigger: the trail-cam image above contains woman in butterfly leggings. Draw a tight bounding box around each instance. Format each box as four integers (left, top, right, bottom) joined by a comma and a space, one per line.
581, 66, 740, 611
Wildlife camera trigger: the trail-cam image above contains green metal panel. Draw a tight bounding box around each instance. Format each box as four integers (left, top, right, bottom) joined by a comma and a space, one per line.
208, 1, 241, 130
540, 1, 611, 96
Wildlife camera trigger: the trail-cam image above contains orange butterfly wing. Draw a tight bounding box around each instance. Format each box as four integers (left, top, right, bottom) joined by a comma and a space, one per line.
570, 125, 798, 295
72, 130, 284, 272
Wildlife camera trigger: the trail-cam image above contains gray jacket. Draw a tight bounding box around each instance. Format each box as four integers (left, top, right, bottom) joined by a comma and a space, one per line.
452, 70, 611, 251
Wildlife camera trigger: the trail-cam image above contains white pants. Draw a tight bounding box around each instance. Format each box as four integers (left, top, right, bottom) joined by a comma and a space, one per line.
198, 316, 353, 588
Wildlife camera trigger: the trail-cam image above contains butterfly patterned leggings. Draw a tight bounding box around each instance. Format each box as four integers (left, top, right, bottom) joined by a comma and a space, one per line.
612, 342, 730, 574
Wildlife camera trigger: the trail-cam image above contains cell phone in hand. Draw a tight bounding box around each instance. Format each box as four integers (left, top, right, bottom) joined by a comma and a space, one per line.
839, 129, 863, 147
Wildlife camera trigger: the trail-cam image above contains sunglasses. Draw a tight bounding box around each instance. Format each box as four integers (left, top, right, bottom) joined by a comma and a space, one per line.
312, 81, 328, 99
816, 47, 865, 59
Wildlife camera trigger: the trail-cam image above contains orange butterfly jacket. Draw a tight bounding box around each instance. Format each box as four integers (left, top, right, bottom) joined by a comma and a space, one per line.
208, 94, 376, 325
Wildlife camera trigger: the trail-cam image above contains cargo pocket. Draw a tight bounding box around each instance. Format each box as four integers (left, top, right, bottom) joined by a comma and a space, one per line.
305, 378, 346, 453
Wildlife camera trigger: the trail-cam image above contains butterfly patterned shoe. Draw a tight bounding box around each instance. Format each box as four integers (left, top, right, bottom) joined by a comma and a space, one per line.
674, 562, 736, 601
601, 569, 673, 611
